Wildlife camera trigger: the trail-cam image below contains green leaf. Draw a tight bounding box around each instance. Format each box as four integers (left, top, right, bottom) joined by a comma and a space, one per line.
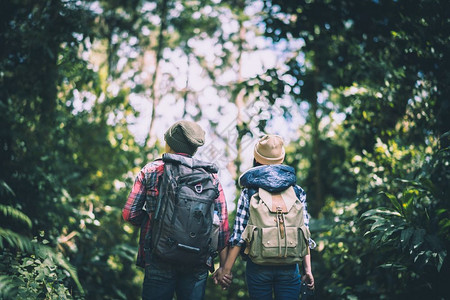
400, 227, 414, 249
24, 259, 34, 267
412, 229, 426, 250
378, 263, 407, 271
419, 178, 436, 195
395, 178, 422, 187
440, 131, 450, 140
0, 205, 32, 229
401, 189, 416, 218
438, 218, 450, 230
370, 218, 386, 231
414, 250, 425, 263
383, 192, 402, 214
437, 251, 447, 272
0, 180, 16, 197
0, 231, 84, 295
0, 228, 34, 252
381, 226, 400, 243
361, 209, 379, 218
0, 275, 19, 298
425, 234, 443, 250
361, 208, 401, 218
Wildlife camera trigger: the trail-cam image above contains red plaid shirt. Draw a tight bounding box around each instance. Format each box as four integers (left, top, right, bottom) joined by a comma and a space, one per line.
122, 155, 230, 268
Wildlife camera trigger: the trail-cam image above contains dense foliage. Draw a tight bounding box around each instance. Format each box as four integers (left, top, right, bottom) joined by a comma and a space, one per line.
1, 0, 448, 299
262, 0, 450, 298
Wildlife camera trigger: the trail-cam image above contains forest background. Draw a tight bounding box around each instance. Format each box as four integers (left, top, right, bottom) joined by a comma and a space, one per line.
1, 0, 449, 299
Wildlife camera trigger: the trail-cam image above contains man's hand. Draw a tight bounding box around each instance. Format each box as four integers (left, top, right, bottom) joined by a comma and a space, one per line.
301, 272, 315, 290
212, 267, 221, 285
212, 267, 233, 290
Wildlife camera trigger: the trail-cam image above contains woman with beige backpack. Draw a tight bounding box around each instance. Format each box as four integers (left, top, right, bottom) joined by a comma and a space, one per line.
215, 135, 315, 300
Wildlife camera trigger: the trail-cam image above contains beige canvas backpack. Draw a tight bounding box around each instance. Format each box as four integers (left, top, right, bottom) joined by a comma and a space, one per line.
242, 186, 311, 265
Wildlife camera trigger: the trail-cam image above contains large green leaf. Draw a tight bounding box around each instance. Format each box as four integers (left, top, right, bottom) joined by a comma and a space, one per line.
383, 192, 402, 215
0, 205, 32, 229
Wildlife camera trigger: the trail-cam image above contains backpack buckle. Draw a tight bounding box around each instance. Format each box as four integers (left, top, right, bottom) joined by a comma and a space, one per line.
195, 184, 203, 193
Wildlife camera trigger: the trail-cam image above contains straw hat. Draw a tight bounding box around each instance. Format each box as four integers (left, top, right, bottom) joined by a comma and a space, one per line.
253, 135, 285, 165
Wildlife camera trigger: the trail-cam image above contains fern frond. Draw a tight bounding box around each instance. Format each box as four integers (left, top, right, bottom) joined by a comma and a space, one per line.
0, 228, 34, 252
0, 275, 19, 299
0, 205, 32, 229
35, 246, 85, 295
0, 180, 15, 197
0, 229, 84, 295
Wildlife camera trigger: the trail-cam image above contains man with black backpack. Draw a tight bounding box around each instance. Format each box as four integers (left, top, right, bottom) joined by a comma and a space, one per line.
123, 121, 230, 300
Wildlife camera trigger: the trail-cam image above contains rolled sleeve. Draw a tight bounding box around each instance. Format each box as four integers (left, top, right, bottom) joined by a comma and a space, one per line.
295, 185, 316, 249
122, 170, 147, 226
123, 161, 163, 226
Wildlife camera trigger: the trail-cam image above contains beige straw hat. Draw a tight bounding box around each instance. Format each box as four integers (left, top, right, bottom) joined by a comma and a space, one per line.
253, 135, 285, 165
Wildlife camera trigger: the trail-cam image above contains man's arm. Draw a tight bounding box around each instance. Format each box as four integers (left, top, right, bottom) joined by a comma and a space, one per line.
123, 161, 163, 226
122, 170, 147, 226
211, 178, 232, 288
214, 180, 230, 251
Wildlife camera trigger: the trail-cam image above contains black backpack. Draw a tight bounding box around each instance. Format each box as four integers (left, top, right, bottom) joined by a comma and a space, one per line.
150, 153, 219, 267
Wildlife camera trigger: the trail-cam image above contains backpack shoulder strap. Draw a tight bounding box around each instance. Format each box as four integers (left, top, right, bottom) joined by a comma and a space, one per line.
162, 153, 218, 173
152, 162, 173, 221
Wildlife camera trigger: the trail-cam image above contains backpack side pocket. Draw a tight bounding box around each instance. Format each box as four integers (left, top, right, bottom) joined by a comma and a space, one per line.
298, 225, 311, 257
243, 225, 260, 258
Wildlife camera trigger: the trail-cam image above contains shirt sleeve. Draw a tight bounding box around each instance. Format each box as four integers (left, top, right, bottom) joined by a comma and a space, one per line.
295, 185, 309, 228
122, 161, 162, 226
214, 177, 230, 252
295, 185, 316, 249
228, 188, 250, 247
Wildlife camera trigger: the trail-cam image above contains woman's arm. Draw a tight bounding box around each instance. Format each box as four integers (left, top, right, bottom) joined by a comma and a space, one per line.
302, 246, 315, 289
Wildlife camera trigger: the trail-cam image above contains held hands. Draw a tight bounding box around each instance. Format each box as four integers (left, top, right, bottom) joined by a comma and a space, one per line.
212, 267, 233, 290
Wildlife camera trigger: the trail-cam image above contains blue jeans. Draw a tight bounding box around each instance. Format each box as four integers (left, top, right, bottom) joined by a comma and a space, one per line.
142, 254, 208, 300
246, 259, 301, 300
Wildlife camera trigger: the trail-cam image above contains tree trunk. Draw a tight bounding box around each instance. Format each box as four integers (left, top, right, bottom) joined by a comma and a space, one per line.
309, 68, 323, 218
229, 15, 247, 186
146, 0, 169, 148
182, 51, 191, 118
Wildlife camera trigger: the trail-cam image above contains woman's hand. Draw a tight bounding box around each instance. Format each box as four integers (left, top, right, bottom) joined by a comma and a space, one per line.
301, 272, 315, 290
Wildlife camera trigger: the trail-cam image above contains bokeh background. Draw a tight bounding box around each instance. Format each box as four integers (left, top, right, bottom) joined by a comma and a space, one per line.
1, 0, 449, 299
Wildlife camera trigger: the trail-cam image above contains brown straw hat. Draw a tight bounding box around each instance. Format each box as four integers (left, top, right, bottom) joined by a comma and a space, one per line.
253, 135, 285, 165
